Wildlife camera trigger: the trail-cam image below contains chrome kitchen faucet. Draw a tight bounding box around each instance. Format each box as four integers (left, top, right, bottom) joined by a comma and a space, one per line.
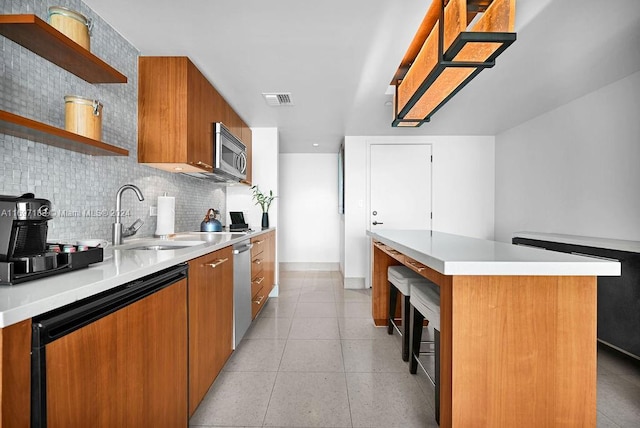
112, 184, 145, 245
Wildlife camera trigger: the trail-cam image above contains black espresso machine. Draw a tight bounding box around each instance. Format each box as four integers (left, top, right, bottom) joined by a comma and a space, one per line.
0, 193, 103, 285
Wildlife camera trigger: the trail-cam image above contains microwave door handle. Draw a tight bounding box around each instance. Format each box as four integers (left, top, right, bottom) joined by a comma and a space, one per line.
239, 152, 247, 174
214, 132, 221, 168
235, 153, 242, 172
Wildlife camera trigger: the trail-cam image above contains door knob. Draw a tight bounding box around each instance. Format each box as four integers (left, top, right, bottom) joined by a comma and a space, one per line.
372, 221, 384, 225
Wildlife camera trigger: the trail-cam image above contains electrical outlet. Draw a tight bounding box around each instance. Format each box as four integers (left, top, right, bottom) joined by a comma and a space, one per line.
150, 206, 157, 216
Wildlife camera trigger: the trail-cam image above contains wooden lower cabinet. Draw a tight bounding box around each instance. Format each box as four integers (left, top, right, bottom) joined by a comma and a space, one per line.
188, 246, 234, 415
45, 279, 188, 428
0, 320, 31, 428
250, 231, 275, 319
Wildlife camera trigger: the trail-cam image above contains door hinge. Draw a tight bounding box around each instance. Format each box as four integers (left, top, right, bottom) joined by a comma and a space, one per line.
430, 212, 433, 219
430, 155, 433, 162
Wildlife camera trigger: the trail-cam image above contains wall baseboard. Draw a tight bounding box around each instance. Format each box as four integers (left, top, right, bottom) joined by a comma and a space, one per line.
269, 284, 279, 297
279, 262, 340, 271
344, 277, 366, 289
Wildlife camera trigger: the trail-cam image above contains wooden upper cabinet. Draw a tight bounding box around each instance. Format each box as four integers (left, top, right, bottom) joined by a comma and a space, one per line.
138, 57, 213, 170
138, 56, 252, 180
241, 120, 252, 185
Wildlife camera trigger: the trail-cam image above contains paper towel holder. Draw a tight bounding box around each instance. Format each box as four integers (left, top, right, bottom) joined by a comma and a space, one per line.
155, 193, 176, 239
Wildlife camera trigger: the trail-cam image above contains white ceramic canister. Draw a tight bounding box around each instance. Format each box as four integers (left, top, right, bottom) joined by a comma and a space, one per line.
64, 95, 103, 141
48, 6, 92, 51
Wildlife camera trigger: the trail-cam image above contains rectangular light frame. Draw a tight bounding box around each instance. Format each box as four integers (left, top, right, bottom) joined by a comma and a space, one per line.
392, 0, 516, 127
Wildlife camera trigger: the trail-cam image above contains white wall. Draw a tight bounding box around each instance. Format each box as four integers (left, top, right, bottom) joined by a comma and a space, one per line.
278, 153, 341, 269
227, 128, 280, 284
343, 135, 495, 288
494, 71, 640, 243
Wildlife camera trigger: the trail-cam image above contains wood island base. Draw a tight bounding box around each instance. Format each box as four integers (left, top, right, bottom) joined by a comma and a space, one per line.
372, 240, 598, 427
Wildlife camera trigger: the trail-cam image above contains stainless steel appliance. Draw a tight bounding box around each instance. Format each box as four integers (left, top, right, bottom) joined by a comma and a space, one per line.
200, 208, 223, 232
233, 240, 253, 348
0, 193, 102, 285
31, 264, 188, 427
183, 122, 247, 183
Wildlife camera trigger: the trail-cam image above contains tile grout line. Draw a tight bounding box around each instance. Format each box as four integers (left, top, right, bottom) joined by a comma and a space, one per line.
259, 275, 298, 428
335, 274, 355, 428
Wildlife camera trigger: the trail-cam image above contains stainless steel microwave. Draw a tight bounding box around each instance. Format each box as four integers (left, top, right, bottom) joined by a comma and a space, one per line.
182, 122, 247, 183
214, 122, 247, 182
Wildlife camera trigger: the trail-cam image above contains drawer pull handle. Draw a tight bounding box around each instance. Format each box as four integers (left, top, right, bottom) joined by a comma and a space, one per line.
407, 261, 426, 272
205, 258, 228, 268
254, 276, 264, 285
253, 295, 264, 305
254, 258, 262, 265
253, 239, 264, 245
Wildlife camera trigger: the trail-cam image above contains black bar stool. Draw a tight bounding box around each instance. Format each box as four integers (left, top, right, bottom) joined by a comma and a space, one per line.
387, 266, 430, 361
409, 281, 441, 425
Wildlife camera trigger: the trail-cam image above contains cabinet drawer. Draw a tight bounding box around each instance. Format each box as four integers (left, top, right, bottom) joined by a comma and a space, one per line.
251, 254, 264, 272
405, 257, 429, 276
251, 288, 267, 319
251, 236, 266, 258
373, 240, 405, 263
197, 250, 232, 269
251, 274, 266, 298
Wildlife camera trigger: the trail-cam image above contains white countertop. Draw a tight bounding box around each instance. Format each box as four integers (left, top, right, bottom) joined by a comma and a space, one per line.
368, 229, 621, 276
513, 231, 640, 254
0, 229, 272, 328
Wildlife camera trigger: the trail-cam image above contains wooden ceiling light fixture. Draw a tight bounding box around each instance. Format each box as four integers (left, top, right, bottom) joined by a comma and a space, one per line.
391, 0, 516, 127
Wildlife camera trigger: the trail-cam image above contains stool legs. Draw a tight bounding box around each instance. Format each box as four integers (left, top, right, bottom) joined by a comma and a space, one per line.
401, 294, 410, 361
387, 282, 398, 335
388, 283, 411, 362
410, 306, 424, 374
410, 306, 440, 426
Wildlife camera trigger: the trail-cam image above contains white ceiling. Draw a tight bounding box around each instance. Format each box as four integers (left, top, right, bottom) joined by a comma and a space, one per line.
83, 0, 640, 153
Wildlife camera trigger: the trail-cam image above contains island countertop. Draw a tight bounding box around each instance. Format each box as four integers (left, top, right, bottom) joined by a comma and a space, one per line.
367, 229, 621, 276
368, 229, 620, 426
0, 229, 273, 328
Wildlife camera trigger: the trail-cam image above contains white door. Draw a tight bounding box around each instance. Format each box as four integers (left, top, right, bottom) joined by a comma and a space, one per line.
369, 144, 432, 230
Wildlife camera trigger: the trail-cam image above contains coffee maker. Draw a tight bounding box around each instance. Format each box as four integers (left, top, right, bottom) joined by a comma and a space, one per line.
0, 193, 102, 285
0, 193, 54, 270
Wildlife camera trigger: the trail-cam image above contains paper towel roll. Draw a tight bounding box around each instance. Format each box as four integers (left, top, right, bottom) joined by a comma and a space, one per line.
155, 195, 175, 236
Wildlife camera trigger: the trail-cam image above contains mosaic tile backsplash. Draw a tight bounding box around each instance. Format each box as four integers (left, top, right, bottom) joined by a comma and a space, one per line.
0, 0, 227, 242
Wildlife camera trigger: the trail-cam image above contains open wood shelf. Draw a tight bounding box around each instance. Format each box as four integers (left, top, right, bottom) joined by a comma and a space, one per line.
0, 14, 127, 83
0, 110, 129, 156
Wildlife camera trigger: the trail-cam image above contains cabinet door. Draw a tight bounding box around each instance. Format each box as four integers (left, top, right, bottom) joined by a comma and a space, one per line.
186, 59, 214, 170
124, 279, 188, 427
46, 279, 188, 428
188, 246, 234, 415
138, 57, 189, 164
0, 320, 34, 428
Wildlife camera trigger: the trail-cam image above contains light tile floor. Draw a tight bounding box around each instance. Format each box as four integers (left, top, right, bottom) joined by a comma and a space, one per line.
190, 270, 640, 428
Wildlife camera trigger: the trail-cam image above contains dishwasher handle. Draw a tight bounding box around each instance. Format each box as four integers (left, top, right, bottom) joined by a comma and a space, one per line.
32, 264, 188, 346
233, 242, 253, 254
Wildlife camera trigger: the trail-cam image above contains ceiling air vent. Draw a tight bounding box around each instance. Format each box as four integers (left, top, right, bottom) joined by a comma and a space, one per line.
262, 92, 294, 106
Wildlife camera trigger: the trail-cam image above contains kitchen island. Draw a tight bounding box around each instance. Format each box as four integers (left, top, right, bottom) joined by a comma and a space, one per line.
368, 229, 620, 428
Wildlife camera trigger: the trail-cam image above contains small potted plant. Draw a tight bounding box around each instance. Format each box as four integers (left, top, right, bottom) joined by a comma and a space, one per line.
251, 185, 276, 229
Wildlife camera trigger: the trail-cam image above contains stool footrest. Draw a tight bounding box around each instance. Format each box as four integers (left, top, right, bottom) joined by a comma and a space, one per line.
412, 352, 436, 386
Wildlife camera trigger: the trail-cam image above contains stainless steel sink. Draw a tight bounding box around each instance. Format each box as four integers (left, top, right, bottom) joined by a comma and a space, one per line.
115, 240, 204, 251
125, 245, 194, 251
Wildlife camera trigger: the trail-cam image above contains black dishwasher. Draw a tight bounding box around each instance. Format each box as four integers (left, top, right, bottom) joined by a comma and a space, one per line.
31, 264, 188, 428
